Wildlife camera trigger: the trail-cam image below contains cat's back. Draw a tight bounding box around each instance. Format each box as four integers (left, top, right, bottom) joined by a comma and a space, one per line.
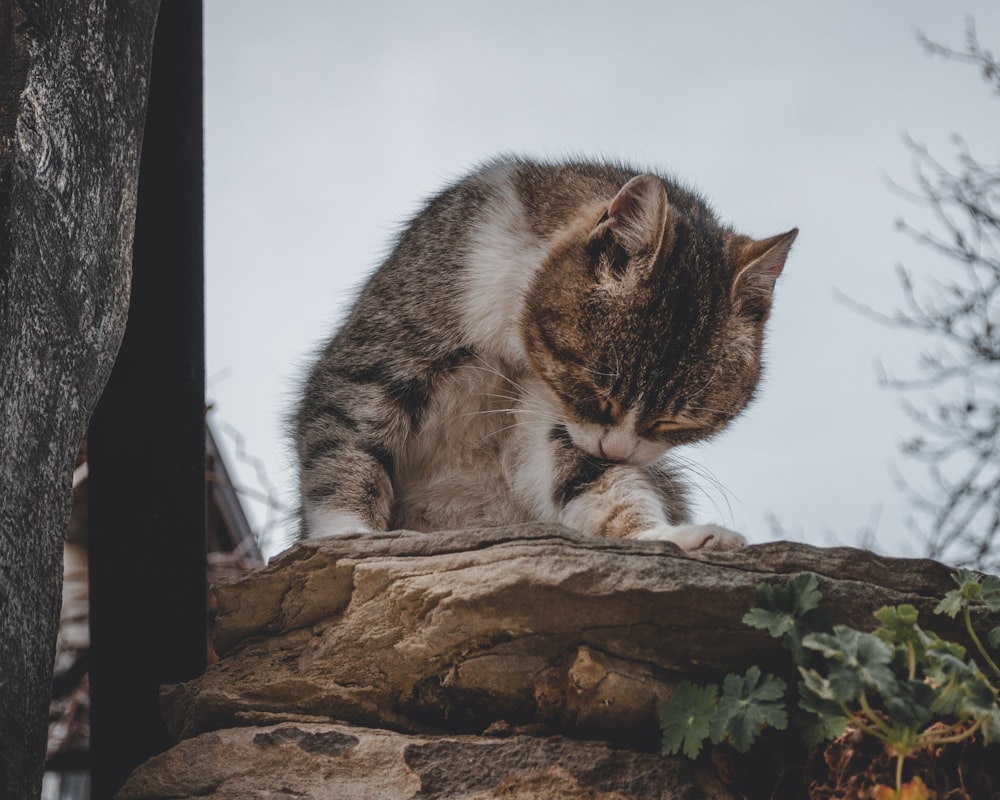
326, 158, 635, 360
315, 156, 705, 377
391, 156, 645, 259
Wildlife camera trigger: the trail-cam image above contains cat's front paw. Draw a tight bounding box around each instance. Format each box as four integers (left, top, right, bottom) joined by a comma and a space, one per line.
631, 523, 747, 551
305, 508, 376, 539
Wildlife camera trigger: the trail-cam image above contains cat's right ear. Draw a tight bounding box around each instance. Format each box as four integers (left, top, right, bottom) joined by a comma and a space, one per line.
730, 228, 798, 321
592, 174, 675, 261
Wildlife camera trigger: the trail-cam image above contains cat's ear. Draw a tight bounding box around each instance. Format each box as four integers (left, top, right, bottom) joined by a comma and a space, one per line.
593, 174, 674, 259
731, 228, 798, 316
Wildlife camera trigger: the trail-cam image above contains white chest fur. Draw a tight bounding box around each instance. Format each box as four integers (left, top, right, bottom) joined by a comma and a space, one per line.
391, 361, 558, 531
460, 166, 548, 365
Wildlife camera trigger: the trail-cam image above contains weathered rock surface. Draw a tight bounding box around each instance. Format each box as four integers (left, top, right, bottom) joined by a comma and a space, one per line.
160, 523, 962, 750
118, 524, 971, 798
117, 722, 731, 800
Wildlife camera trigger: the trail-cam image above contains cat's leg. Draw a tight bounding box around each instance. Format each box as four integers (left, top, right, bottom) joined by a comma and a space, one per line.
299, 446, 395, 538
549, 450, 746, 551
631, 523, 746, 550
299, 447, 393, 538
638, 462, 747, 550
295, 376, 401, 538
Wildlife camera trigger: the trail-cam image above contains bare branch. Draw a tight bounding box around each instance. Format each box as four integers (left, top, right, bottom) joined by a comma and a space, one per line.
866, 21, 1000, 571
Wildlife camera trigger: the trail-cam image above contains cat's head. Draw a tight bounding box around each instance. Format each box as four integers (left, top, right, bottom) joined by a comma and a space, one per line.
520, 172, 797, 466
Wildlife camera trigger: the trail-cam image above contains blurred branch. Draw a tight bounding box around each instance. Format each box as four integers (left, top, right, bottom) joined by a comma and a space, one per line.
213, 413, 294, 557
866, 20, 1000, 570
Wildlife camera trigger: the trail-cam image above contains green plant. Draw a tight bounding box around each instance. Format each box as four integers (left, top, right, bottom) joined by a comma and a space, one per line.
659, 666, 787, 758
935, 570, 1000, 677
659, 571, 1000, 796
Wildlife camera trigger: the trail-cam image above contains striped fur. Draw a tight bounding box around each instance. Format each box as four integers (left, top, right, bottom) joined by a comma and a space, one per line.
294, 157, 796, 550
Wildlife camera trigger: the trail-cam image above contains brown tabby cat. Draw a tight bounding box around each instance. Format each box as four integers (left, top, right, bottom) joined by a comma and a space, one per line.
295, 156, 796, 550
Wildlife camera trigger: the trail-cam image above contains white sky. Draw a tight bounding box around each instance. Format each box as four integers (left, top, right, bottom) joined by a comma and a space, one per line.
203, 1, 1000, 559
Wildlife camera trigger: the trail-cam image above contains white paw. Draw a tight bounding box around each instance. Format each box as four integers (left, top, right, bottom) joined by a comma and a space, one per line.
305, 508, 375, 539
632, 523, 747, 551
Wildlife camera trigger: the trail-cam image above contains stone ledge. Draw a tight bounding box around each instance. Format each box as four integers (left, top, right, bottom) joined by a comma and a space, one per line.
160, 524, 963, 747
117, 722, 732, 800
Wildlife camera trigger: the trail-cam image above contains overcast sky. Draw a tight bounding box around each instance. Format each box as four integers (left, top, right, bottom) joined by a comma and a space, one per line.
203, 1, 1000, 559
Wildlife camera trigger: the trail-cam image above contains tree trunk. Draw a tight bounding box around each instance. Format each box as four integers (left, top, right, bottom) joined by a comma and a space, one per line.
0, 1, 160, 797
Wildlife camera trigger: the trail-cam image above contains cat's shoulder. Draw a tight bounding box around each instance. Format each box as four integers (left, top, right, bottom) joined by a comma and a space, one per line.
454, 155, 648, 239
465, 154, 641, 189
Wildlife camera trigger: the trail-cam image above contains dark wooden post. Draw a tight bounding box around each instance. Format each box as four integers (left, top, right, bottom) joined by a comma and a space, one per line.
87, 1, 206, 796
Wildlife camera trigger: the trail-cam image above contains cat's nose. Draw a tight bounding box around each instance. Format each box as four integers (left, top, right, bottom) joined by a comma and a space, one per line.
599, 432, 635, 462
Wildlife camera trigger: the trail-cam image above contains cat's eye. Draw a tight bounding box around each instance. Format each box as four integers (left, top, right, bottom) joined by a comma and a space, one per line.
650, 417, 697, 435
652, 419, 682, 432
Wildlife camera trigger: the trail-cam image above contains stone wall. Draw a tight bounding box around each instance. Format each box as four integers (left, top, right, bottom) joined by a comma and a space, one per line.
118, 524, 962, 799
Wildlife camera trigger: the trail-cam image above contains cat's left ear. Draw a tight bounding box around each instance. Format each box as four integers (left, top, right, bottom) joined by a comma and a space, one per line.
593, 174, 675, 260
731, 228, 798, 311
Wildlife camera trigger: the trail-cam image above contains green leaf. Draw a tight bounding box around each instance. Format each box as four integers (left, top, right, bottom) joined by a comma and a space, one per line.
980, 575, 1000, 612
802, 714, 849, 749
988, 626, 1000, 651
797, 675, 850, 746
743, 573, 822, 635
743, 573, 829, 664
709, 666, 788, 753
854, 643, 898, 696
874, 604, 927, 669
923, 646, 976, 716
742, 606, 796, 639
955, 671, 999, 719
922, 642, 1000, 724
659, 680, 718, 759
924, 645, 975, 685
881, 679, 934, 729
976, 575, 1000, 611
874, 604, 920, 647
928, 664, 999, 732
935, 590, 965, 619
923, 631, 967, 662
936, 570, 1000, 617
786, 572, 824, 614
983, 707, 1000, 745
799, 667, 838, 703
803, 627, 896, 702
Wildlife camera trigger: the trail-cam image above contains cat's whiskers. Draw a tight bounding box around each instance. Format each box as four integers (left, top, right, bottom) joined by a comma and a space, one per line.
611, 345, 623, 386
580, 364, 618, 381
456, 407, 515, 421
685, 360, 725, 400
465, 353, 531, 395
681, 405, 735, 416
579, 347, 623, 386
461, 387, 560, 426
458, 405, 555, 423
510, 404, 563, 427
476, 391, 522, 405
470, 400, 562, 430
680, 402, 741, 419
476, 416, 558, 444
667, 452, 736, 526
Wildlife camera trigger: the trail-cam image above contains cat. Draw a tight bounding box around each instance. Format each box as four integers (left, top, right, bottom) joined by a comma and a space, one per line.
294, 156, 796, 551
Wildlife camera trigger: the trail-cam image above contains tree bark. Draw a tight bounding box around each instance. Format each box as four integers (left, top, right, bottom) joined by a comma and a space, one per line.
0, 1, 160, 797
